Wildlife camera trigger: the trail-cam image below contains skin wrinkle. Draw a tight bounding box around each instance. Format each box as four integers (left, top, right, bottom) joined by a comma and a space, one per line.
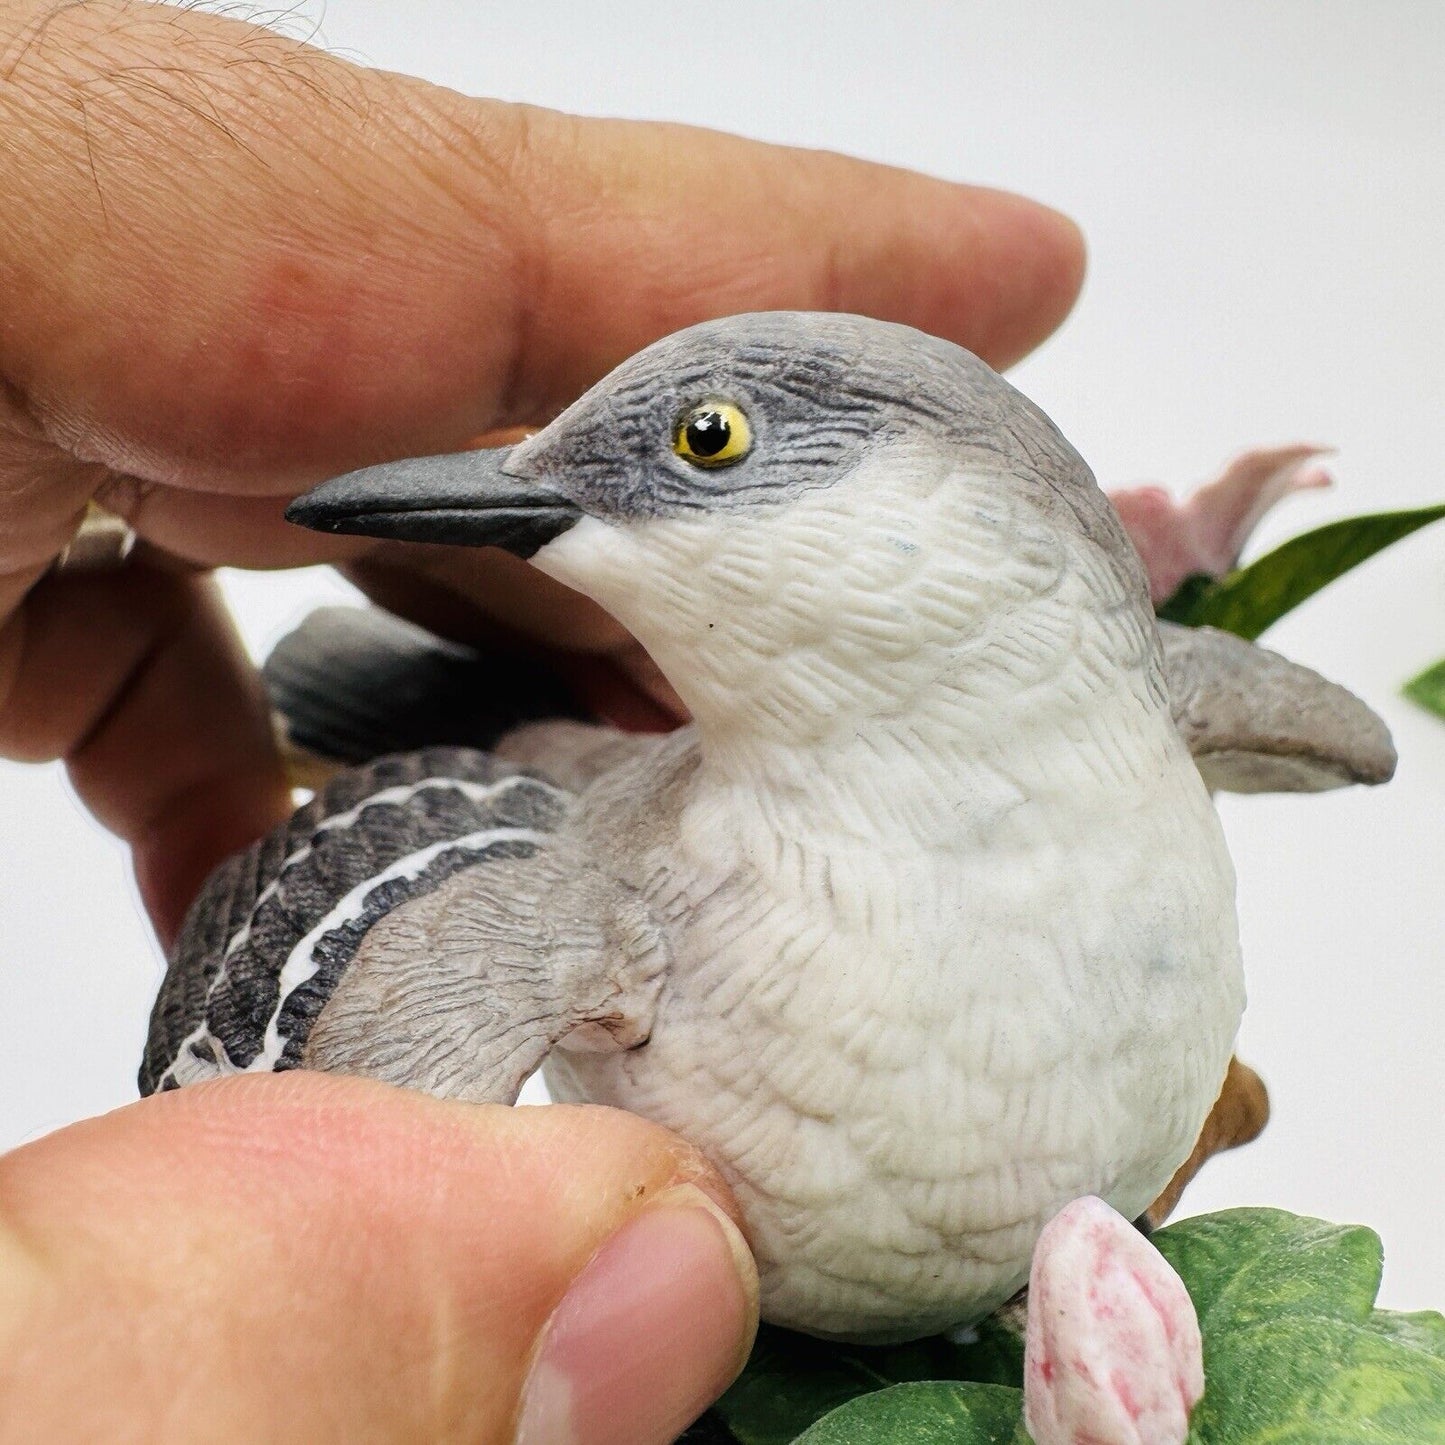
0, 0, 84, 79
0, 374, 53, 452
7, 20, 274, 235
410, 96, 551, 430
16, 0, 342, 135
0, 429, 101, 530
91, 469, 159, 532
70, 585, 183, 764
317, 96, 549, 444
108, 60, 264, 160
2, 562, 160, 761
293, 86, 500, 255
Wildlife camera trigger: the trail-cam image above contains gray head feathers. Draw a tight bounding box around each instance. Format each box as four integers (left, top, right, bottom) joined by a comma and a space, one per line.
290, 312, 1146, 599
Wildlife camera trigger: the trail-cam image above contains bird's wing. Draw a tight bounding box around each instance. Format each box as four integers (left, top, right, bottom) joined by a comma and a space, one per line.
141, 746, 668, 1103
264, 605, 586, 766
1159, 621, 1397, 792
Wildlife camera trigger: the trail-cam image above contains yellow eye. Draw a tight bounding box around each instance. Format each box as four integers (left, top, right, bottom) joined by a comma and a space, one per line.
673, 402, 752, 468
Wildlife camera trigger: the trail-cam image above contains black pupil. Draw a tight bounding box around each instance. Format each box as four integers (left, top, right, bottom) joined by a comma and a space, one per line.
684, 410, 731, 457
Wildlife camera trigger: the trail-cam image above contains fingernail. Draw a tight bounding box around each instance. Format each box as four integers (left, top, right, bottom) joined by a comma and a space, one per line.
515, 1184, 759, 1445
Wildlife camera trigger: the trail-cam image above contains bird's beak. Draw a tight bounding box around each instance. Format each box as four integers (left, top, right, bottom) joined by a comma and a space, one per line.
285, 447, 583, 559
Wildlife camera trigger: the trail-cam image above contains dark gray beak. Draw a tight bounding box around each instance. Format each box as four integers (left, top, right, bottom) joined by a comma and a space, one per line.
285, 447, 583, 559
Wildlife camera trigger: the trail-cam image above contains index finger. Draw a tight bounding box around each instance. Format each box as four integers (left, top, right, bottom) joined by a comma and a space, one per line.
0, 0, 1084, 500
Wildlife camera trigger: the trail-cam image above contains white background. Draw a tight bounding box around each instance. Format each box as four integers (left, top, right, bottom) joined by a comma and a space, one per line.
1, 1, 1441, 1308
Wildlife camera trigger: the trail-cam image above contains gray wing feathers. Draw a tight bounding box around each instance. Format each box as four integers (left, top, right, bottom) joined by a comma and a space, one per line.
141, 747, 572, 1095
303, 853, 669, 1102
1160, 622, 1397, 793
140, 834, 283, 1096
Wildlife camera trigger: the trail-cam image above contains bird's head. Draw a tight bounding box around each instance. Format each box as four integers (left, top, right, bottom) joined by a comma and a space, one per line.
289, 313, 1150, 743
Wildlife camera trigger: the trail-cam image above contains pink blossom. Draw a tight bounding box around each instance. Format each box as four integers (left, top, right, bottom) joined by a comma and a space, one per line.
1110, 443, 1333, 603
1023, 1196, 1204, 1445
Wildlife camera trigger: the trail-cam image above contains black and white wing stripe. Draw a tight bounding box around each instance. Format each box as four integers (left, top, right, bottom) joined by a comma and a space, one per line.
140, 748, 570, 1095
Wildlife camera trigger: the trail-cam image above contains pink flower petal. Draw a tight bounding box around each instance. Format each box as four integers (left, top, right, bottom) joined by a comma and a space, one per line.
1110, 444, 1333, 603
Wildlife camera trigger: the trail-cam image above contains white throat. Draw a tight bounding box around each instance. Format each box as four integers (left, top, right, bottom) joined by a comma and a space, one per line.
536, 445, 1172, 855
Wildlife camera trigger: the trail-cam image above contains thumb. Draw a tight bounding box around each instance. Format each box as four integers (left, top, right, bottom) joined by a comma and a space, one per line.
0, 1074, 759, 1444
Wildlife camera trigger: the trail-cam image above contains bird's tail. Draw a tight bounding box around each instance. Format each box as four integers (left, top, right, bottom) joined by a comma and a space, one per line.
264, 605, 587, 776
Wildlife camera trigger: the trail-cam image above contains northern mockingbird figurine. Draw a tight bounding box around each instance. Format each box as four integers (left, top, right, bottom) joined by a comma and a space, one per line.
141, 313, 1393, 1343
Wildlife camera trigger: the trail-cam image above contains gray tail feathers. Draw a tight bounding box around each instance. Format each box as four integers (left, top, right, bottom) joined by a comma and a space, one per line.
139, 747, 571, 1096
264, 606, 587, 764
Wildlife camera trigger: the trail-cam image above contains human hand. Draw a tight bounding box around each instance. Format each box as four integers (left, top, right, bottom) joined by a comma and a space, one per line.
0, 1073, 760, 1444
0, 0, 1084, 944
1, 6, 1083, 1436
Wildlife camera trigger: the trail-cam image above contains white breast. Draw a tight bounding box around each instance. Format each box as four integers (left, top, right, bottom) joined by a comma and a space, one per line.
549, 689, 1241, 1342
542, 453, 1244, 1340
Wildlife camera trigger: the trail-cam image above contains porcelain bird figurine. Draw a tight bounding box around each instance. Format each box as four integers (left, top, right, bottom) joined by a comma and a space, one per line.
141, 313, 1394, 1343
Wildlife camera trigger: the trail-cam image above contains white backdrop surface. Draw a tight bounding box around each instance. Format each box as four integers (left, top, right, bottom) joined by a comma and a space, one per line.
1, 1, 1441, 1308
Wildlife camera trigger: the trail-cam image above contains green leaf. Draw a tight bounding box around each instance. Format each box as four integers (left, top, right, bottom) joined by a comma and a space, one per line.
677, 1413, 745, 1444
792, 1382, 1026, 1444
1156, 502, 1445, 639
1404, 658, 1445, 721
1199, 1315, 1445, 1442
1157, 570, 1217, 623
713, 1318, 1024, 1445
711, 1329, 896, 1445
1371, 1307, 1445, 1358
1153, 1208, 1385, 1328
1153, 1208, 1445, 1442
